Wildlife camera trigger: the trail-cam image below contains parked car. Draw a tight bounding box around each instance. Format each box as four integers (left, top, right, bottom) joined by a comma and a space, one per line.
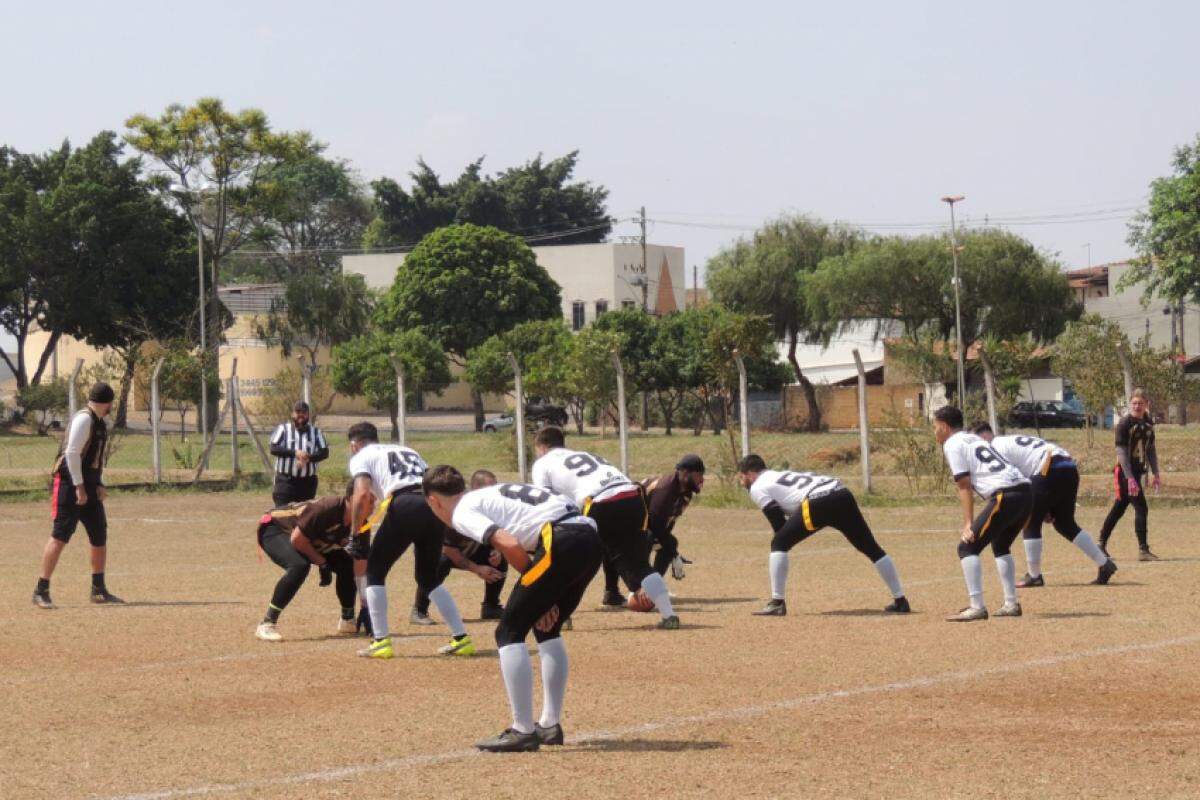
1008, 400, 1087, 429
481, 402, 569, 432
481, 413, 515, 433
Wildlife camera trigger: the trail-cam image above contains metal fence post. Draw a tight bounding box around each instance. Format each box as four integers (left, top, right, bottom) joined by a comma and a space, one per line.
734, 350, 750, 459
508, 353, 527, 483
852, 349, 872, 494
612, 351, 629, 476
229, 359, 239, 478
390, 356, 407, 447
67, 359, 84, 418
150, 357, 166, 484
298, 357, 313, 411
979, 350, 1000, 433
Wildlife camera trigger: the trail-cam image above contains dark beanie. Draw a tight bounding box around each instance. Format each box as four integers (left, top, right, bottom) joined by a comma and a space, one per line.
676, 454, 706, 474
89, 382, 115, 404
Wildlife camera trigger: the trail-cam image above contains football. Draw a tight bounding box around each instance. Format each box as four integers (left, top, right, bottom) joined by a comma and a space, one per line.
627, 591, 656, 612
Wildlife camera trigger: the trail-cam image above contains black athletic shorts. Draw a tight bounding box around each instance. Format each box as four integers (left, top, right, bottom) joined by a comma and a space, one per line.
1027, 460, 1082, 540
272, 474, 318, 508
586, 490, 653, 591
960, 483, 1033, 559
50, 472, 107, 547
365, 487, 448, 591
494, 519, 602, 647
771, 487, 886, 563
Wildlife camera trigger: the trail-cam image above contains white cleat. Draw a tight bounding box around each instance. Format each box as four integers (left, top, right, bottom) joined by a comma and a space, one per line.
994, 602, 1023, 618
256, 622, 283, 642
335, 618, 357, 635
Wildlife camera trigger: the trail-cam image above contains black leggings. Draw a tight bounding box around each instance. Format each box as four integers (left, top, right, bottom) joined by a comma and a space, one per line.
1099, 465, 1149, 549
770, 488, 887, 563
260, 524, 356, 612
589, 493, 653, 593
365, 489, 447, 592
1025, 466, 1082, 541
414, 547, 508, 614
652, 529, 680, 576
958, 485, 1033, 559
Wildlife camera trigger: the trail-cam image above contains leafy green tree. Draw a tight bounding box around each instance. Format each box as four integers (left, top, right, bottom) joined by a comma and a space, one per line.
255, 271, 374, 369
375, 224, 562, 430
1125, 133, 1200, 304
153, 344, 219, 437
592, 307, 658, 429
708, 215, 862, 431
464, 319, 571, 399
17, 378, 68, 434
979, 335, 1043, 426
646, 312, 692, 435
1129, 336, 1197, 422
1051, 314, 1127, 443
563, 327, 624, 435
332, 329, 450, 440
367, 152, 610, 246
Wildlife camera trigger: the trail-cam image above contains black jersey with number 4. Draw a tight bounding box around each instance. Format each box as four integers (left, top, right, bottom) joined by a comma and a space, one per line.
1115, 414, 1155, 472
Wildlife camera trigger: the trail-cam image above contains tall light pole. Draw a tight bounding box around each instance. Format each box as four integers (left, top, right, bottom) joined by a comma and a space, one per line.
173, 180, 209, 444
941, 195, 967, 404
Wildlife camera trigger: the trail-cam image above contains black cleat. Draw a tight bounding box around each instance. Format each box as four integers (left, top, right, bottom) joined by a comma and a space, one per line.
1016, 573, 1045, 588
1138, 548, 1160, 562
884, 596, 911, 613
752, 599, 786, 616
90, 589, 124, 604
480, 603, 504, 620
32, 590, 56, 610
535, 723, 564, 746
476, 728, 540, 752
1091, 559, 1118, 585
601, 589, 626, 608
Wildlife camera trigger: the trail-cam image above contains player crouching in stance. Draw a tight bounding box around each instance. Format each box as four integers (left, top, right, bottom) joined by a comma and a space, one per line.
424, 466, 602, 753
971, 424, 1117, 587
736, 454, 910, 616
255, 482, 364, 642
532, 426, 680, 629
935, 406, 1032, 622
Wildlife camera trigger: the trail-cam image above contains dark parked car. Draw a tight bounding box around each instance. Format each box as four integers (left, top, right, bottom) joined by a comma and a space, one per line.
481, 403, 569, 432
1008, 400, 1087, 429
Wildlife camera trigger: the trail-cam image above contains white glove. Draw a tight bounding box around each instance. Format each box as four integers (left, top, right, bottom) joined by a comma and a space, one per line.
670, 555, 687, 581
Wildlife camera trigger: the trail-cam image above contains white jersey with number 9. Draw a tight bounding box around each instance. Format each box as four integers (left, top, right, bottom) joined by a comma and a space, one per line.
532, 447, 633, 506
942, 431, 1028, 498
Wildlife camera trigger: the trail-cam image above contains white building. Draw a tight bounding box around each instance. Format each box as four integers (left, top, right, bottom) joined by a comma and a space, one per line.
1068, 261, 1198, 352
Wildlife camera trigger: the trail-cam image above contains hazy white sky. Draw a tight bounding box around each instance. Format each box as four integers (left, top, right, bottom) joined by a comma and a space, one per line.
3, 1, 1198, 350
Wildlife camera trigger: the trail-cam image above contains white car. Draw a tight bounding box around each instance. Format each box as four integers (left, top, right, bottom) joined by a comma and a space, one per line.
482, 413, 515, 433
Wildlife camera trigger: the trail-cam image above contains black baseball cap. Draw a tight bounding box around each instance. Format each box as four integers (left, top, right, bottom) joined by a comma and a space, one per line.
676, 454, 706, 474
293, 401, 310, 413
88, 382, 115, 404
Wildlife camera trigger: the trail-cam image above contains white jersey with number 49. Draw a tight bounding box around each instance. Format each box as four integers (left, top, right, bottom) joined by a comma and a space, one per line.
943, 431, 1028, 498
532, 447, 633, 506
452, 483, 590, 551
989, 435, 1071, 479
748, 470, 843, 517
347, 443, 428, 498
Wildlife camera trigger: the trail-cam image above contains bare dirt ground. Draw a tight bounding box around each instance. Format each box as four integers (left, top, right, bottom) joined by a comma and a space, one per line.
2, 493, 1198, 800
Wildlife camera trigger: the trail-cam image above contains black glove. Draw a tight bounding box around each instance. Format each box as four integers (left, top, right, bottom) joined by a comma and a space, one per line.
318, 564, 333, 586
356, 604, 373, 637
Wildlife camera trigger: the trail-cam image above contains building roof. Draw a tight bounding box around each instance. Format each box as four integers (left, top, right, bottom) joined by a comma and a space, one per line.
218, 284, 286, 316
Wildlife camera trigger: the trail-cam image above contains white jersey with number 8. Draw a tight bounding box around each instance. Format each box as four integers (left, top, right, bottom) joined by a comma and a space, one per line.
942, 431, 1028, 498
348, 443, 428, 498
452, 483, 590, 551
748, 470, 844, 517
532, 447, 633, 506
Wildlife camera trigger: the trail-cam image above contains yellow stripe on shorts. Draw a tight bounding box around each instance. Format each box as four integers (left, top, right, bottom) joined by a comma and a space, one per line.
520, 523, 554, 586
801, 499, 816, 532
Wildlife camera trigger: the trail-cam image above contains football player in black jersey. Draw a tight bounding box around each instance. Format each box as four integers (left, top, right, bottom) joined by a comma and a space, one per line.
1099, 389, 1162, 561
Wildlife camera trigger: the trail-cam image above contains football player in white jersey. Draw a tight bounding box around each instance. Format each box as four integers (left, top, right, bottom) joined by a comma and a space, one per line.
735, 454, 909, 616
346, 422, 472, 659
532, 427, 679, 629
934, 406, 1034, 622
971, 423, 1117, 587
424, 465, 603, 753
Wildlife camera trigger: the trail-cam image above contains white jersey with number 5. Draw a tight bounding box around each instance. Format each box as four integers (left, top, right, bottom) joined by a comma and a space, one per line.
532, 447, 633, 506
942, 431, 1028, 498
347, 443, 428, 498
748, 470, 844, 517
989, 435, 1071, 479
452, 483, 591, 551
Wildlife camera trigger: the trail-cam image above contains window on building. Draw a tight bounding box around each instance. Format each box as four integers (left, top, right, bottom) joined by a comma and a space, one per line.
572, 301, 586, 331
621, 299, 636, 310
595, 300, 608, 318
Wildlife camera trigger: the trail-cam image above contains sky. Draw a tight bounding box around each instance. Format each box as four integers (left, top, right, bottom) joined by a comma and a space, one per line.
3, 0, 1199, 351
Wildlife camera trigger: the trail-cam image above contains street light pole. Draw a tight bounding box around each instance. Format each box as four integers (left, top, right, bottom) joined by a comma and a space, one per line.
196, 220, 207, 445
941, 195, 967, 405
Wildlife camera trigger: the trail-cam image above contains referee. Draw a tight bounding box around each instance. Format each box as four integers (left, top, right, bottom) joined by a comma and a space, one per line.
269, 401, 329, 507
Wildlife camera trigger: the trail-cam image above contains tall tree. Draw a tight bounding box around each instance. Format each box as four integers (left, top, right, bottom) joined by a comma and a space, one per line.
374, 224, 562, 430
1051, 314, 1127, 443
332, 329, 451, 440
1125, 133, 1200, 305
368, 152, 610, 247
592, 307, 658, 429
707, 215, 862, 432
254, 271, 374, 368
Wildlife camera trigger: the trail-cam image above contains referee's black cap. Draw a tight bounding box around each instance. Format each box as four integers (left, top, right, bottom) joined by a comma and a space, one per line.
676, 454, 706, 474
293, 401, 310, 413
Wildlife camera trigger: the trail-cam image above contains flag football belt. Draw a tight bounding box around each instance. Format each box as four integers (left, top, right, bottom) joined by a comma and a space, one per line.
589, 484, 640, 506
520, 513, 592, 587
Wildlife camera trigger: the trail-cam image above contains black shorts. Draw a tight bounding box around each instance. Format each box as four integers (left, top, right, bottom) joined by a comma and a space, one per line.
1027, 463, 1082, 540
771, 487, 887, 562
494, 520, 602, 647
586, 491, 653, 591
365, 488, 447, 591
50, 473, 107, 547
272, 474, 318, 508
960, 484, 1033, 559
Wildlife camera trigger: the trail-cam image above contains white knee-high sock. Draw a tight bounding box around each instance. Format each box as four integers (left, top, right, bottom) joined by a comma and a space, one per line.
1023, 537, 1044, 578
1072, 531, 1108, 566
769, 551, 789, 600
537, 636, 568, 729
996, 554, 1018, 605
640, 571, 675, 619
364, 584, 389, 640
960, 555, 984, 609
498, 643, 535, 734
428, 585, 467, 637
873, 554, 904, 598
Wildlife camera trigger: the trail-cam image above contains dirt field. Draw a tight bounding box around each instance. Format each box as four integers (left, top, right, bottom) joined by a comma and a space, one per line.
3, 491, 1199, 800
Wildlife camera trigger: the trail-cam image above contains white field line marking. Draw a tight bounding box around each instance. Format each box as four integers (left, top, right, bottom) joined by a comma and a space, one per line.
96, 632, 1200, 800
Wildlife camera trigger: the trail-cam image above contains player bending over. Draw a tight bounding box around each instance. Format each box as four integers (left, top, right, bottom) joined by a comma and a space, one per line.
532, 427, 679, 629
424, 466, 602, 753
642, 454, 705, 582
972, 423, 1117, 587
412, 469, 508, 625
736, 454, 909, 616
347, 422, 472, 659
255, 482, 364, 642
935, 406, 1032, 622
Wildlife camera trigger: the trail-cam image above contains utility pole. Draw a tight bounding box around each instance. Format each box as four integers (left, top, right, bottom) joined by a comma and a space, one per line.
638, 205, 649, 430
692, 264, 698, 309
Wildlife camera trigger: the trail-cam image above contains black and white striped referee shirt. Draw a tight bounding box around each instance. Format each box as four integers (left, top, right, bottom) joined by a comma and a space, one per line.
269, 422, 330, 478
